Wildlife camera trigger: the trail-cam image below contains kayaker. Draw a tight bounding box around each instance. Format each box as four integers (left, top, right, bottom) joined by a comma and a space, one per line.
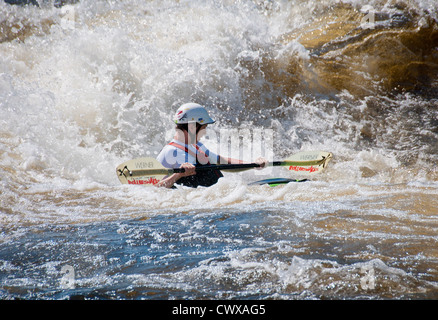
156, 103, 268, 188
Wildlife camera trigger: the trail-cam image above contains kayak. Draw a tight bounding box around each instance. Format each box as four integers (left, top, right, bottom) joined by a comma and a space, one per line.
248, 177, 308, 187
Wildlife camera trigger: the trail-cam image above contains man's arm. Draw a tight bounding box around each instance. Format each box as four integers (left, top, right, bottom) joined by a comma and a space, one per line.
156, 163, 196, 188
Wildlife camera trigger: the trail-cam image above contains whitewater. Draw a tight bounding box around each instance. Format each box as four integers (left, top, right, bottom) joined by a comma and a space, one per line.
1, 0, 437, 300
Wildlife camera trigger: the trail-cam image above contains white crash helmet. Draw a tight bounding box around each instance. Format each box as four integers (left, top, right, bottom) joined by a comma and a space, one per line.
173, 103, 215, 125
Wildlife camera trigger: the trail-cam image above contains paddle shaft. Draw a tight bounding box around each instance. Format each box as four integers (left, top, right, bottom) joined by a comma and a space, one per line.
175, 162, 263, 172
120, 163, 260, 177
120, 159, 325, 177
173, 159, 325, 172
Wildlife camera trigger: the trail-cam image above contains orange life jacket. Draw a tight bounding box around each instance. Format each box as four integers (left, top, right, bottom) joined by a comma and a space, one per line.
168, 142, 223, 188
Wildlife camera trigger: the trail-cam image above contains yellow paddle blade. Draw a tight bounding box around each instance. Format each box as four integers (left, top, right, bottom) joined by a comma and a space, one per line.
116, 157, 171, 185
282, 151, 333, 175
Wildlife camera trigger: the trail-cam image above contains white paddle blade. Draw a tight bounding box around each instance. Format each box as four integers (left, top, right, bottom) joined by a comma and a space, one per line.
284, 151, 333, 175
116, 157, 169, 185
